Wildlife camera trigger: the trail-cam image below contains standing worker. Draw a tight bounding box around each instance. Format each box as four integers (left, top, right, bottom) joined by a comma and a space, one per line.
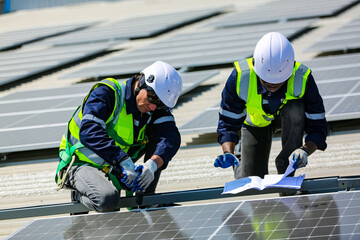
214, 32, 327, 179
55, 61, 182, 212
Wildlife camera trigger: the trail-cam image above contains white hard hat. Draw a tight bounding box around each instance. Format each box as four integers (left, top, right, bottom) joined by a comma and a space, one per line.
141, 61, 183, 108
253, 32, 295, 84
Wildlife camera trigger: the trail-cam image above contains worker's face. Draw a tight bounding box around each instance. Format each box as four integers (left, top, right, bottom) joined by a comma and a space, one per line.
260, 78, 286, 93
136, 89, 158, 113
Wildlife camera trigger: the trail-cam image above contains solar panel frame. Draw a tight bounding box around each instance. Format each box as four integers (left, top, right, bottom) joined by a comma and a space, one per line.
7, 190, 360, 239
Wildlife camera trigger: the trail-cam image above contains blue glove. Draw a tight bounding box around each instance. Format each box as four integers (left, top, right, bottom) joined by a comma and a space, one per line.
133, 159, 158, 192
291, 148, 308, 169
119, 157, 139, 189
214, 152, 239, 168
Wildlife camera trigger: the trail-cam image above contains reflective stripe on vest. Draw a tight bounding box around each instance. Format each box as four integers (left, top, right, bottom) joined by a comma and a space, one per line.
59, 78, 149, 167
219, 107, 246, 120
233, 58, 310, 127
305, 112, 325, 120
153, 116, 175, 124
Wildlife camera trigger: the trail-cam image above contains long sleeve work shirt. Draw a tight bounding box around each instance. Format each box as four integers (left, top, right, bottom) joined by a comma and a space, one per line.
217, 68, 328, 150
79, 77, 181, 169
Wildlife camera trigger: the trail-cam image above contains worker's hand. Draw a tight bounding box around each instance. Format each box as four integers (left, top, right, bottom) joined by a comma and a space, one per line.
290, 148, 308, 169
119, 157, 139, 188
133, 159, 157, 192
214, 152, 239, 168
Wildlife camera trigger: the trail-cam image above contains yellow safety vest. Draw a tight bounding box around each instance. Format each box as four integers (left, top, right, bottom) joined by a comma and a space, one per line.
55, 78, 149, 189
234, 58, 311, 127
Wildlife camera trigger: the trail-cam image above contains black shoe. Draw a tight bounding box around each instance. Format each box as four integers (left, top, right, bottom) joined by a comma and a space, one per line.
70, 211, 89, 216
279, 190, 297, 197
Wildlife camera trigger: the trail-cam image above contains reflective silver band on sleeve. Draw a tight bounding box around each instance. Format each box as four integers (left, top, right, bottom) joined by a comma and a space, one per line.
220, 108, 246, 119
305, 112, 325, 120
153, 116, 174, 124
82, 114, 107, 129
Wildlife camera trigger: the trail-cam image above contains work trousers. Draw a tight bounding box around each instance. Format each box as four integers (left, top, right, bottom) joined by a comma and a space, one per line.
65, 125, 162, 212
233, 100, 305, 179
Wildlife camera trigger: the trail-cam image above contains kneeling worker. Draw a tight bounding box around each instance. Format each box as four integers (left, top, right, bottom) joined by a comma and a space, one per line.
214, 32, 327, 179
56, 61, 183, 212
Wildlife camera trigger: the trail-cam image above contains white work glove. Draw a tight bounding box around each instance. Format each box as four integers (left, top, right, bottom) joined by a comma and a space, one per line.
119, 157, 138, 188
133, 159, 158, 192
290, 148, 309, 169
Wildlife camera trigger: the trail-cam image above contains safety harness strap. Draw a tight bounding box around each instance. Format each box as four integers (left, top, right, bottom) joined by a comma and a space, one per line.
56, 106, 84, 187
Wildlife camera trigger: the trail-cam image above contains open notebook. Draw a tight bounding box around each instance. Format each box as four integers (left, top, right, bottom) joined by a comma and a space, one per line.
222, 159, 305, 194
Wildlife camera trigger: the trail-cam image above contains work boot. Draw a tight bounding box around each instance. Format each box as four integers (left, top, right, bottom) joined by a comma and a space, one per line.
279, 190, 297, 197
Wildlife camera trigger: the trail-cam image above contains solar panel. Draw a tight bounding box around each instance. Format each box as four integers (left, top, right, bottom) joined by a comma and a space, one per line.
0, 83, 93, 101
0, 42, 118, 88
59, 20, 313, 80
304, 53, 360, 122
179, 102, 220, 135
0, 22, 96, 51
31, 8, 223, 47
204, 0, 358, 28
304, 16, 360, 54
179, 53, 360, 134
0, 70, 218, 154
7, 190, 360, 239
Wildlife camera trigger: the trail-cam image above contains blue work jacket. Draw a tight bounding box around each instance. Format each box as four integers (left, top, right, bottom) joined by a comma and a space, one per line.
79, 77, 181, 169
217, 68, 328, 151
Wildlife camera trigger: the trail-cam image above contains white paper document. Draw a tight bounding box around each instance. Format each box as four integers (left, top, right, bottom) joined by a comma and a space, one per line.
222, 159, 305, 194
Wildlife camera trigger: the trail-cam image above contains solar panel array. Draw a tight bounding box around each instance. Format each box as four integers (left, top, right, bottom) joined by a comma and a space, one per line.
31, 8, 224, 47
2, 1, 360, 239
0, 42, 119, 88
0, 70, 218, 154
8, 190, 360, 239
179, 53, 360, 134
304, 16, 360, 54
59, 20, 313, 81
0, 22, 96, 51
204, 0, 358, 28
